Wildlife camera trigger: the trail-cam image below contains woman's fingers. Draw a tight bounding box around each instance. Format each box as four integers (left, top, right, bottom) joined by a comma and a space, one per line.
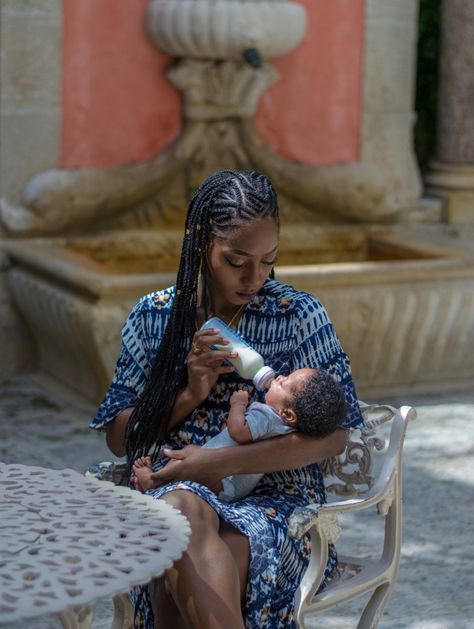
193, 328, 228, 345
190, 329, 231, 355
163, 447, 187, 460
193, 348, 236, 363
185, 335, 238, 402
150, 460, 182, 486
188, 349, 237, 372
151, 446, 227, 490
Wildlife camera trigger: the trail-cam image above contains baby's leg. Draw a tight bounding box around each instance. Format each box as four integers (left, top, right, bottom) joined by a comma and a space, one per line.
132, 456, 155, 492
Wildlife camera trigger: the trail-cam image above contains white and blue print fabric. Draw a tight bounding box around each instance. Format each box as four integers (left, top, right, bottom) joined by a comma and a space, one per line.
90, 278, 363, 628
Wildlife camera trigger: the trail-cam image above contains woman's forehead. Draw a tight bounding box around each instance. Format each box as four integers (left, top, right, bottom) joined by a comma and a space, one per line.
212, 218, 279, 253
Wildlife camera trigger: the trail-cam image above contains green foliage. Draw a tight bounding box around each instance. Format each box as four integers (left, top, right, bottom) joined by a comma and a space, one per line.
414, 0, 441, 171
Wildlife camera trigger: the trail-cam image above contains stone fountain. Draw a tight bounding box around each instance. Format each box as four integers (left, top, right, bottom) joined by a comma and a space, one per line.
1, 0, 473, 402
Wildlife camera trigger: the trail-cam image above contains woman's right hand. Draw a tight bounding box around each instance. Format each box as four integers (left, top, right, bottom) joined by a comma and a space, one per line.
185, 328, 238, 404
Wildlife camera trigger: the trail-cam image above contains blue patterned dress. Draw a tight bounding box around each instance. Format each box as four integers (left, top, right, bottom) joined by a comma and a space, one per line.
90, 278, 363, 628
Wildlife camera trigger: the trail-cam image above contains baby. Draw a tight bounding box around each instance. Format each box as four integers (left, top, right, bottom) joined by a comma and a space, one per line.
133, 367, 346, 502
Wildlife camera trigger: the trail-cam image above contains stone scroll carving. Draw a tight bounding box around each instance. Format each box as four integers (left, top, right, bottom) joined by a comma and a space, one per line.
0, 125, 200, 236
0, 0, 305, 237
0, 0, 420, 237
240, 120, 401, 223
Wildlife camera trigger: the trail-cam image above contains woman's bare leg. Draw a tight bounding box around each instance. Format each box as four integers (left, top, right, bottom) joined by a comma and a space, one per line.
155, 490, 248, 629
219, 521, 250, 604
152, 576, 188, 629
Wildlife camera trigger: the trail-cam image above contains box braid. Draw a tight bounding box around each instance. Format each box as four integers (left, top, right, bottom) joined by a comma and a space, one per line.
125, 170, 279, 473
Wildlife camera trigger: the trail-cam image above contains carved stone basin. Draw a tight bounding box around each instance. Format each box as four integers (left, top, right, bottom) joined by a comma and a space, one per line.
147, 0, 307, 60
2, 225, 474, 402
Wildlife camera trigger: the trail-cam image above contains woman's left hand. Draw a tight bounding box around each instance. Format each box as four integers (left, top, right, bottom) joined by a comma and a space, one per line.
150, 445, 225, 494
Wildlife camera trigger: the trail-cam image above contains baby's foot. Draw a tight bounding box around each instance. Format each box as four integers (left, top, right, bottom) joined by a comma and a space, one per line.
132, 456, 154, 492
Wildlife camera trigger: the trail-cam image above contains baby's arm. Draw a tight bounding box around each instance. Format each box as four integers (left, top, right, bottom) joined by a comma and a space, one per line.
227, 390, 253, 444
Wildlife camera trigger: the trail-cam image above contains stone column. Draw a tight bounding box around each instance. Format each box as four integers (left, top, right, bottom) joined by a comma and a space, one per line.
425, 0, 474, 223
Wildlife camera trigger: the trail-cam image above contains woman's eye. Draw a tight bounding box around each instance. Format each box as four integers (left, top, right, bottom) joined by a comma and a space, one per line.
226, 258, 244, 268
262, 259, 277, 266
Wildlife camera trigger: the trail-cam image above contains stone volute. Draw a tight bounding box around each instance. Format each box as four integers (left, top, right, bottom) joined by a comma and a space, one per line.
0, 0, 425, 235
146, 0, 307, 61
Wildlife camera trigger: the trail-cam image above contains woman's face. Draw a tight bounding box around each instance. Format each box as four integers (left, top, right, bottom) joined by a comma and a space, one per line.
206, 217, 279, 312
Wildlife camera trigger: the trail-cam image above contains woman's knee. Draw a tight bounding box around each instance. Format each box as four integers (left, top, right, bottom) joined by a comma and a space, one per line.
160, 490, 218, 530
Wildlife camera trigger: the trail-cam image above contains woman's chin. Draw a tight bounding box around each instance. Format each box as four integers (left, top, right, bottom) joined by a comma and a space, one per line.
236, 292, 257, 302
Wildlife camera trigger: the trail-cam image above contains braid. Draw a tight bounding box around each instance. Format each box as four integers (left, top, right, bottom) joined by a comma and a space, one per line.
125, 170, 279, 471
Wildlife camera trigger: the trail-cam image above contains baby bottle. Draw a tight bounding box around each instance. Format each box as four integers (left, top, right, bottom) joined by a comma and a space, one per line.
200, 317, 275, 390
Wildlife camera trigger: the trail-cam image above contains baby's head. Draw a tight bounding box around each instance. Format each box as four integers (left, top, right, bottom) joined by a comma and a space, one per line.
264, 368, 346, 438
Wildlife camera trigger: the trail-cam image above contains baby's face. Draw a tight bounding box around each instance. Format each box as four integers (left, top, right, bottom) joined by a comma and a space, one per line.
264, 368, 316, 411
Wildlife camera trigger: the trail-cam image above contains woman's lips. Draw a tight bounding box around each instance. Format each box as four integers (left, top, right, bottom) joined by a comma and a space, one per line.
237, 291, 257, 300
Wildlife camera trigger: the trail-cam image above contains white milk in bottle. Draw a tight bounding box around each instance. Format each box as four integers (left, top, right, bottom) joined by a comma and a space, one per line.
200, 317, 275, 390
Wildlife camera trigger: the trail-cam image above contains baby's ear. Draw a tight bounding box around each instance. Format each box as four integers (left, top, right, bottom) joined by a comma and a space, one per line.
280, 407, 298, 427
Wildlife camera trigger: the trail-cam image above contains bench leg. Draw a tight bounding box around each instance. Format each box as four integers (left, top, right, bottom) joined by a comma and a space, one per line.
357, 582, 393, 629
59, 606, 93, 629
111, 592, 134, 629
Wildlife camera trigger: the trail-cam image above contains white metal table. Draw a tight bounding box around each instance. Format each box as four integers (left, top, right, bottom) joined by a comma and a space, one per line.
0, 462, 191, 628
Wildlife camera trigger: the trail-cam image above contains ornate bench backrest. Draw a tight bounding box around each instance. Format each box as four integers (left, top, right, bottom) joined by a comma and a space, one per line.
320, 402, 397, 497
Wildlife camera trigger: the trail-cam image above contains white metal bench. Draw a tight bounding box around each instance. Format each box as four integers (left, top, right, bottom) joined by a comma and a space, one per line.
88, 402, 415, 628
289, 402, 415, 628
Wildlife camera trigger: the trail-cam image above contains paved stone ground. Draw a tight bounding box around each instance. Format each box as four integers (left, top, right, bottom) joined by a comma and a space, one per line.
1, 373, 473, 628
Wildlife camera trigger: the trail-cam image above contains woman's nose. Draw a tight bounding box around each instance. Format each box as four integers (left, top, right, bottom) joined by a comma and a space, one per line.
242, 263, 262, 286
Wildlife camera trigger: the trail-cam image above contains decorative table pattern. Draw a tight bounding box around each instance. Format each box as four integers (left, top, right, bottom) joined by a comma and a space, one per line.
0, 463, 191, 627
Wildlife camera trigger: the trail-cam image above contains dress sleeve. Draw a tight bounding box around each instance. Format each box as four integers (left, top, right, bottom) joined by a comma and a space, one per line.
291, 292, 363, 429
89, 296, 152, 431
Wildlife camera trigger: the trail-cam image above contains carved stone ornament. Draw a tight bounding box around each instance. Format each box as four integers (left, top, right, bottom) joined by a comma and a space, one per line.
0, 0, 428, 238
0, 463, 191, 625
146, 0, 306, 61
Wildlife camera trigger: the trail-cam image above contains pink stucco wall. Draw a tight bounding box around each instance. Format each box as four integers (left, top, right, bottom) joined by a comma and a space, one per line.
61, 0, 181, 168
61, 0, 364, 169
255, 0, 364, 165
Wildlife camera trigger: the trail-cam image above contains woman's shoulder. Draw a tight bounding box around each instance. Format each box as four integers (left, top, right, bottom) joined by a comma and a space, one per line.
261, 278, 326, 315
125, 285, 176, 329
131, 285, 176, 315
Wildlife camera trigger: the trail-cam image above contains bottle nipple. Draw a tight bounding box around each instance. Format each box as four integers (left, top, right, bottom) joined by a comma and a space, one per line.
253, 366, 275, 390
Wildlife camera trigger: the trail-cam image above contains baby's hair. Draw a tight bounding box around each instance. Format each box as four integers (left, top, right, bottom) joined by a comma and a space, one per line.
125, 170, 279, 471
291, 370, 346, 438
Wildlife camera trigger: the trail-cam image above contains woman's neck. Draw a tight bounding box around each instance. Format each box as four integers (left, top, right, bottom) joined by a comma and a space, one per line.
197, 289, 244, 328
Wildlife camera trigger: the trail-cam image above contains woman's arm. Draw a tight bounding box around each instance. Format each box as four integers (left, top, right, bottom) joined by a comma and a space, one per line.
105, 407, 133, 457
104, 327, 240, 456
228, 428, 348, 474
150, 428, 347, 487
165, 328, 239, 430
104, 388, 203, 456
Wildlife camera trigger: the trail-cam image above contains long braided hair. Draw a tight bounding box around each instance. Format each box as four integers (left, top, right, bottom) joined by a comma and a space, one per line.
125, 170, 279, 469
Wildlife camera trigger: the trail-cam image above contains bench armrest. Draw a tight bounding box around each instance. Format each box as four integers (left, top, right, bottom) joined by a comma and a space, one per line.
289, 471, 396, 541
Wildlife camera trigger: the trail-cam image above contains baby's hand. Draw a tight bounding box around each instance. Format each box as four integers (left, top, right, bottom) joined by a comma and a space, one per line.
230, 389, 249, 407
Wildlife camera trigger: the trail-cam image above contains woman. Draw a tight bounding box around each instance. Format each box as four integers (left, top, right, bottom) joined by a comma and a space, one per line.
90, 170, 363, 628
